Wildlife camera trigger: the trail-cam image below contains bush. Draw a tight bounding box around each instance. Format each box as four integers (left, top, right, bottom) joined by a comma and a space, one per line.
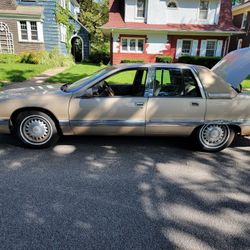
88, 51, 110, 65
0, 54, 21, 64
178, 56, 222, 69
120, 59, 144, 63
156, 56, 173, 63
19, 49, 74, 67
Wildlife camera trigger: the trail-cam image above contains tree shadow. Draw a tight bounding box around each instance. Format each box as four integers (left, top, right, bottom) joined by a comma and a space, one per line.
0, 135, 249, 249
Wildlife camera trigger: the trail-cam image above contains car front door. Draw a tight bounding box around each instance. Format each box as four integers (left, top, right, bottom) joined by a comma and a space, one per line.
146, 66, 206, 136
69, 68, 148, 135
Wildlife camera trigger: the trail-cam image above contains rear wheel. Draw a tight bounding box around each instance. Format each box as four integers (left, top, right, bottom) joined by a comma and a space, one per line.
14, 111, 60, 148
196, 124, 235, 152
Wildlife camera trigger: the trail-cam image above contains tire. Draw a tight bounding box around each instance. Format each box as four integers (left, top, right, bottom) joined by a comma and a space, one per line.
195, 124, 235, 152
14, 111, 60, 148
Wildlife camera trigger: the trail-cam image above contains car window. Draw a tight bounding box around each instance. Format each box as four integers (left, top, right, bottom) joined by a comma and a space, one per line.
153, 68, 201, 97
88, 68, 148, 97
105, 69, 137, 85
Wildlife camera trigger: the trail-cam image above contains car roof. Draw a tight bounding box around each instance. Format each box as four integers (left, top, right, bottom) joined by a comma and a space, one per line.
112, 63, 195, 70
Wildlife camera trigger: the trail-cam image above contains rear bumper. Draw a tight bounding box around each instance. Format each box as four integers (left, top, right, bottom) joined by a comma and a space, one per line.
0, 119, 10, 134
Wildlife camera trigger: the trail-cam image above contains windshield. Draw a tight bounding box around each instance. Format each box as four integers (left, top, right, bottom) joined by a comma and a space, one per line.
62, 66, 116, 92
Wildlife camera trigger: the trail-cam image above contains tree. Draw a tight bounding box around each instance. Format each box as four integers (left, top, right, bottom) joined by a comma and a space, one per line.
78, 0, 109, 52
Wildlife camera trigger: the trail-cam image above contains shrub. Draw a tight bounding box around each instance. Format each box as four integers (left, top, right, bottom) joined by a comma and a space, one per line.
120, 59, 144, 63
0, 54, 21, 64
19, 49, 74, 67
178, 56, 222, 69
156, 56, 173, 63
88, 51, 110, 65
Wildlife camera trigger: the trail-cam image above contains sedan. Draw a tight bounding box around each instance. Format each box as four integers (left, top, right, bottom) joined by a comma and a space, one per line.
0, 48, 250, 152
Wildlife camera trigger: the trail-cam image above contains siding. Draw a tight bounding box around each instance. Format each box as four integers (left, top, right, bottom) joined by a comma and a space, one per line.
18, 0, 89, 58
0, 17, 45, 53
18, 0, 61, 53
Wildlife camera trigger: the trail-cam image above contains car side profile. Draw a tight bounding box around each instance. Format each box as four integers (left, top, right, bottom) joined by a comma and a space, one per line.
0, 48, 250, 152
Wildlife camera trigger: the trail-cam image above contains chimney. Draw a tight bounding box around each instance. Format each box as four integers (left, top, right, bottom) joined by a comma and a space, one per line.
219, 0, 233, 27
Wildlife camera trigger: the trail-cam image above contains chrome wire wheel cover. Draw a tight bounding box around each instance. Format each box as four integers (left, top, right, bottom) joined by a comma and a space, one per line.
20, 115, 53, 145
199, 124, 230, 149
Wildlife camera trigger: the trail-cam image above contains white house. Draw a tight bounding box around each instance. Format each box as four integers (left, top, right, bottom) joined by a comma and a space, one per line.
102, 0, 242, 64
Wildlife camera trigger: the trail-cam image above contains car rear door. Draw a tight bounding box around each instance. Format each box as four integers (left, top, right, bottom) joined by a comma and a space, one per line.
145, 66, 206, 136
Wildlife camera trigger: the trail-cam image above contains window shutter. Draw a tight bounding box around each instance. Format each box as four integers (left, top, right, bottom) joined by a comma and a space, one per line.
176, 39, 183, 59
191, 40, 198, 56
216, 40, 223, 56
37, 22, 44, 42
200, 40, 207, 56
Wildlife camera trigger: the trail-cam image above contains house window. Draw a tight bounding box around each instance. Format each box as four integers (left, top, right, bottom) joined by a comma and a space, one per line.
137, 0, 145, 18
30, 21, 38, 41
167, 1, 178, 8
205, 40, 217, 56
18, 21, 41, 42
237, 39, 243, 49
199, 0, 209, 20
60, 24, 67, 43
59, 0, 66, 9
121, 38, 145, 53
241, 13, 247, 29
20, 21, 28, 40
181, 40, 192, 55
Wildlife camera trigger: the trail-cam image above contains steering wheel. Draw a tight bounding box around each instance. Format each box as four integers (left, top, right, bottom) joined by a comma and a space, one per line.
103, 81, 115, 96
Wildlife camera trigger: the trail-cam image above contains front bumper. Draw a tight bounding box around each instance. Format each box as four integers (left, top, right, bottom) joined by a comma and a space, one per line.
0, 119, 10, 134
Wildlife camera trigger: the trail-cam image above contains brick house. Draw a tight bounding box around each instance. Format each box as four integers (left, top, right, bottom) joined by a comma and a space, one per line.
229, 0, 250, 51
102, 0, 242, 64
0, 0, 89, 62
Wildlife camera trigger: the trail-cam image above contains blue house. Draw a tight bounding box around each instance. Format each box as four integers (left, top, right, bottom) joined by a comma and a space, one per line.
0, 0, 89, 62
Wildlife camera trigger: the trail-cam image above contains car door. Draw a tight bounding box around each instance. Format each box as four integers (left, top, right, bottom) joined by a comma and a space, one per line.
69, 67, 148, 135
146, 66, 206, 136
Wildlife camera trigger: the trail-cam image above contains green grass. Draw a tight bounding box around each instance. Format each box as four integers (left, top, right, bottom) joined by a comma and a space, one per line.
241, 76, 250, 89
47, 63, 104, 84
0, 63, 49, 83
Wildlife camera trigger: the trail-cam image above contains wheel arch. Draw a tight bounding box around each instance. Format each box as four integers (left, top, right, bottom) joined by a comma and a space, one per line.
10, 107, 62, 135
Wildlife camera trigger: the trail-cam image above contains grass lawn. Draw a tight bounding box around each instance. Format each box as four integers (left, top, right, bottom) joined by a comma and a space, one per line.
0, 63, 49, 84
47, 63, 104, 84
241, 76, 250, 89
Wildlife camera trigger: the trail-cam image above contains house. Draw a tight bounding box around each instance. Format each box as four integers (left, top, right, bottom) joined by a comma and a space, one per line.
0, 0, 89, 62
229, 0, 250, 51
102, 0, 243, 64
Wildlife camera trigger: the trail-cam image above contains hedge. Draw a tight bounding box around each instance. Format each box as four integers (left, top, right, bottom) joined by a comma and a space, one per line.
178, 56, 222, 69
156, 56, 173, 63
120, 59, 144, 63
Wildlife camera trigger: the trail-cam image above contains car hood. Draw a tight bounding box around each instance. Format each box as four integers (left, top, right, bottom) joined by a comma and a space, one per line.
0, 84, 63, 99
212, 47, 250, 88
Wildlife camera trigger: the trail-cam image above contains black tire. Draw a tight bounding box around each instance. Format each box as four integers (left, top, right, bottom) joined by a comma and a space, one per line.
14, 111, 60, 148
195, 124, 235, 152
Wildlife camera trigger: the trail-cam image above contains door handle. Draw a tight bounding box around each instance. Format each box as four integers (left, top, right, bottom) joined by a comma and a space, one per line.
191, 102, 199, 107
135, 102, 144, 107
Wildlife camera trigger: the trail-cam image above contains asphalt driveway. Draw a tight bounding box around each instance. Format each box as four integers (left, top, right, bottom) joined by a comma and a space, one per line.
0, 135, 249, 250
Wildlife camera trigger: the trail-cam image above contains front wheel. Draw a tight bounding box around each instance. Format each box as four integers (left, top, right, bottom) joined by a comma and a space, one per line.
14, 111, 60, 148
196, 124, 235, 152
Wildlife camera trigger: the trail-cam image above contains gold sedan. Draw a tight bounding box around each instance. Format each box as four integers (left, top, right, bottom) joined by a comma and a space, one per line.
0, 48, 250, 152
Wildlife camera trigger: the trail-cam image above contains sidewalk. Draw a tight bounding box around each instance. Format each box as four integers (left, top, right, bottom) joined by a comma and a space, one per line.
3, 67, 66, 90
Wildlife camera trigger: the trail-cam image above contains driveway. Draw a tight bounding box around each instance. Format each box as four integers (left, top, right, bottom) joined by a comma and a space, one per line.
0, 135, 249, 250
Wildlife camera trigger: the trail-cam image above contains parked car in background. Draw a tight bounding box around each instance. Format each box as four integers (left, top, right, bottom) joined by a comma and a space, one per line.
0, 48, 250, 152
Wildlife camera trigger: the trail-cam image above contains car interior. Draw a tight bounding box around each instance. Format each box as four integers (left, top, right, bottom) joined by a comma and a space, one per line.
153, 68, 202, 97
89, 68, 147, 97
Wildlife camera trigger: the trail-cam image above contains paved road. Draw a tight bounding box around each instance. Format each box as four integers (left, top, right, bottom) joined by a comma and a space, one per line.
0, 134, 249, 250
